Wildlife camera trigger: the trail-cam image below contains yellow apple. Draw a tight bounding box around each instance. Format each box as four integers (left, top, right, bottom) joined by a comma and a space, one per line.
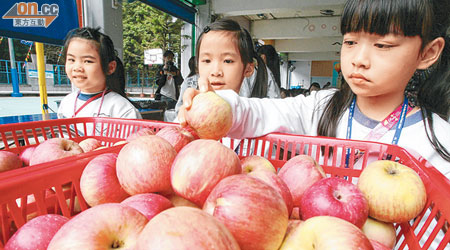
357, 160, 427, 223
279, 216, 373, 250
241, 155, 276, 173
362, 217, 396, 249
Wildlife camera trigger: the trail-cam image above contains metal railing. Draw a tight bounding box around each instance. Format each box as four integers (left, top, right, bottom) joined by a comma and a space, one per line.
126, 68, 156, 88
0, 60, 27, 85
0, 59, 156, 88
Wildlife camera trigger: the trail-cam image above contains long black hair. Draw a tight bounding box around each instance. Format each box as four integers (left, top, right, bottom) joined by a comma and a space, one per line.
62, 27, 140, 108
318, 0, 450, 161
257, 45, 281, 88
195, 18, 268, 98
187, 56, 197, 78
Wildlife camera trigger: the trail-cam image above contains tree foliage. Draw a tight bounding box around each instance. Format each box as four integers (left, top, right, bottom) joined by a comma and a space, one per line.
0, 38, 63, 64
122, 0, 186, 80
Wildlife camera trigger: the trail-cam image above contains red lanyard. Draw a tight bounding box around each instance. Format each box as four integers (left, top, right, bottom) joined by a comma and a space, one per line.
345, 96, 413, 167
73, 89, 109, 117
347, 96, 413, 143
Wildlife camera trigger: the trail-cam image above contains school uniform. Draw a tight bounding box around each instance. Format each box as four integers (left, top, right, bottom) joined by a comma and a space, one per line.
239, 66, 281, 98
216, 89, 450, 179
57, 91, 142, 135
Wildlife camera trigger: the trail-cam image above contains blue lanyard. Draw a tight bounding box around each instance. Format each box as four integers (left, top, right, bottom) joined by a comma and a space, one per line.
345, 96, 410, 167
346, 96, 410, 145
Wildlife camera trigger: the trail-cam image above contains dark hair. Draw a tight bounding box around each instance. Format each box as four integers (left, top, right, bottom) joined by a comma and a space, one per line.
309, 82, 320, 90
187, 56, 197, 77
196, 18, 268, 97
63, 27, 140, 109
318, 0, 450, 161
257, 45, 281, 88
163, 50, 175, 58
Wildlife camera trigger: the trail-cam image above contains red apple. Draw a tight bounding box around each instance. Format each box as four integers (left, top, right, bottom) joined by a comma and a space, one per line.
80, 153, 129, 207
121, 193, 173, 220
4, 214, 69, 250
29, 138, 84, 166
171, 139, 241, 206
203, 174, 289, 250
19, 146, 36, 167
300, 177, 369, 228
126, 127, 155, 142
117, 135, 177, 195
370, 239, 392, 250
241, 155, 276, 173
0, 151, 22, 173
278, 154, 326, 207
136, 207, 240, 249
357, 160, 427, 223
248, 169, 294, 216
185, 91, 233, 140
47, 203, 148, 249
156, 126, 196, 152
279, 216, 373, 250
362, 217, 396, 249
78, 138, 102, 152
165, 194, 200, 208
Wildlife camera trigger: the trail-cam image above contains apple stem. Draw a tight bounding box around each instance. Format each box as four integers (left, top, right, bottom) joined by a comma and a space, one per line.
387, 167, 397, 175
334, 191, 342, 200
111, 240, 124, 248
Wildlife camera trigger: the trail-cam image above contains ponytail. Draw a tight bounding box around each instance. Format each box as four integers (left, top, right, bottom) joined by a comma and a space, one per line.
251, 55, 268, 98
107, 56, 141, 109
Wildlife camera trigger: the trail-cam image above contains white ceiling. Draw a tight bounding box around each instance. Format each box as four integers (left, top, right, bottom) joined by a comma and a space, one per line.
208, 0, 345, 61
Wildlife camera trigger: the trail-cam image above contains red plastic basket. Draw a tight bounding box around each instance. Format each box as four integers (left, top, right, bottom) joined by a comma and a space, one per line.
0, 118, 449, 249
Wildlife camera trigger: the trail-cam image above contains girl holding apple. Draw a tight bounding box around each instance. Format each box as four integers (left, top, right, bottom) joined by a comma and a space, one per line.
179, 0, 450, 176
57, 27, 141, 121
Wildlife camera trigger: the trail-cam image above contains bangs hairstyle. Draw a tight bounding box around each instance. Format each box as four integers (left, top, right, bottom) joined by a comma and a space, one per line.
340, 0, 436, 46
195, 18, 255, 67
63, 27, 117, 76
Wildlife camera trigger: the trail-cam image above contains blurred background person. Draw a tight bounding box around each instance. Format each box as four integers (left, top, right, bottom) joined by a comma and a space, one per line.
257, 45, 281, 89
175, 56, 198, 113
155, 50, 183, 109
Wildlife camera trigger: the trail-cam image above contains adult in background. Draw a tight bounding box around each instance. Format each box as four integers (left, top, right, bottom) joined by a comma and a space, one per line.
155, 50, 183, 109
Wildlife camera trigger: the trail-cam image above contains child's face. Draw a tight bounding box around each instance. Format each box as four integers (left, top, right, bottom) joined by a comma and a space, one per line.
198, 31, 253, 93
65, 38, 107, 93
340, 32, 423, 101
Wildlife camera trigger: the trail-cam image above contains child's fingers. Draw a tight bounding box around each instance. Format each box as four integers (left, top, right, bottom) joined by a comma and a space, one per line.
182, 88, 198, 108
177, 106, 187, 126
198, 76, 214, 92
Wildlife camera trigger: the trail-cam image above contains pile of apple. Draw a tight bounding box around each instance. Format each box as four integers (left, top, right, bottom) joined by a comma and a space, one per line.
4, 134, 428, 249
0, 136, 108, 173
0, 124, 167, 173
2, 92, 428, 249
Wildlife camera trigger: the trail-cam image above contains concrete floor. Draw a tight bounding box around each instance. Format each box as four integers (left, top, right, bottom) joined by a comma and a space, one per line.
0, 95, 154, 117
0, 96, 63, 117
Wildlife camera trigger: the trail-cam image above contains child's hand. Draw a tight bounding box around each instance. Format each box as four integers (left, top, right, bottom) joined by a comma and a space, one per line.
178, 77, 214, 126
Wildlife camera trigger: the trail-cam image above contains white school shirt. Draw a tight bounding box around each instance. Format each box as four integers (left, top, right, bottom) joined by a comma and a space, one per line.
57, 91, 142, 136
175, 74, 199, 113
239, 66, 281, 98
217, 89, 450, 179
160, 75, 177, 100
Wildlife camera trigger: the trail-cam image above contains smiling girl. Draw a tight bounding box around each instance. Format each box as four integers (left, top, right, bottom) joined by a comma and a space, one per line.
57, 27, 141, 121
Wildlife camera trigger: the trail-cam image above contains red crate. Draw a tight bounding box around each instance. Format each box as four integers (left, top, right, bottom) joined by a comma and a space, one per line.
0, 118, 449, 249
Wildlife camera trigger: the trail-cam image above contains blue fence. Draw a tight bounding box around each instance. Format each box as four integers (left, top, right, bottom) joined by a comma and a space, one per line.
0, 59, 27, 85
126, 68, 156, 88
0, 59, 156, 88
